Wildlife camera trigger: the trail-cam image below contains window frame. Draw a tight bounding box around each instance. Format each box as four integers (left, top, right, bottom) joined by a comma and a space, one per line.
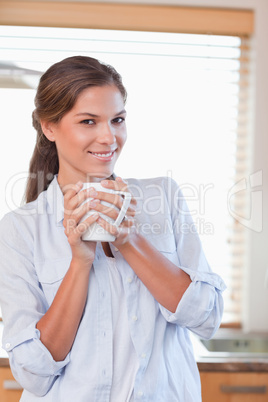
0, 1, 254, 36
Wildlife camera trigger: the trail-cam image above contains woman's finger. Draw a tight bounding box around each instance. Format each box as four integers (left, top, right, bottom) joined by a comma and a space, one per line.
120, 216, 135, 228
62, 181, 83, 200
97, 215, 135, 236
100, 177, 128, 192
66, 212, 99, 245
96, 216, 119, 237
64, 187, 98, 214
100, 179, 137, 211
63, 199, 100, 231
92, 193, 136, 220
91, 191, 123, 209
114, 177, 138, 211
88, 201, 119, 221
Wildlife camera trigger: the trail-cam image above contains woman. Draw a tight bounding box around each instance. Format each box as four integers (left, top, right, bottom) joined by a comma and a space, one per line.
0, 56, 225, 401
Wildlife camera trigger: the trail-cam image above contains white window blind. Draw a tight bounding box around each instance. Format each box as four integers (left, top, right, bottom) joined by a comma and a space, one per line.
0, 26, 252, 325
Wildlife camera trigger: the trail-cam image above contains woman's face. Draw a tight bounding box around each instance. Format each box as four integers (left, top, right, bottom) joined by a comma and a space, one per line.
43, 85, 127, 185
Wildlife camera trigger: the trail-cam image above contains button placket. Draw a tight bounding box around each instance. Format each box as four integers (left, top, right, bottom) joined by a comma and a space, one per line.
94, 261, 113, 394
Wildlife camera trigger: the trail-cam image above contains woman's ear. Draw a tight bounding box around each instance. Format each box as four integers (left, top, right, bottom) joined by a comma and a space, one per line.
40, 120, 56, 142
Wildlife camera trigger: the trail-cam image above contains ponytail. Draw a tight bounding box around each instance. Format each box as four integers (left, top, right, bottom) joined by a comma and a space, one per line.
24, 111, 59, 203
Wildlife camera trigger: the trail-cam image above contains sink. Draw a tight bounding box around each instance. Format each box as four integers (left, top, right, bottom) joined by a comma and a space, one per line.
191, 329, 268, 359
201, 337, 268, 355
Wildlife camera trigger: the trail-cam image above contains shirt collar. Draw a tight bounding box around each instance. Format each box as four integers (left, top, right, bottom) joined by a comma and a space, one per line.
46, 175, 64, 224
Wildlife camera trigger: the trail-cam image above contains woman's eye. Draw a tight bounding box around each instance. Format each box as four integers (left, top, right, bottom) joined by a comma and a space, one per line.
81, 119, 94, 125
112, 117, 125, 124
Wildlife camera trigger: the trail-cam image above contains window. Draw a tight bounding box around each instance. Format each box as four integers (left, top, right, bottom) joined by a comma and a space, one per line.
0, 23, 253, 325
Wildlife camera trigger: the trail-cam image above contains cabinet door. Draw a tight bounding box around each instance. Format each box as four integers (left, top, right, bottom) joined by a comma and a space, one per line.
0, 367, 23, 402
200, 372, 268, 402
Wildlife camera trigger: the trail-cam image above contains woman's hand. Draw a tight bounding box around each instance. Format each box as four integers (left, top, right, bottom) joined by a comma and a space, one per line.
92, 177, 137, 247
62, 181, 99, 265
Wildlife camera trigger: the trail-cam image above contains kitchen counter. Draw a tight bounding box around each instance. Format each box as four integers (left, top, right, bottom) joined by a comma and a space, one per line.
197, 357, 268, 372
1, 353, 268, 371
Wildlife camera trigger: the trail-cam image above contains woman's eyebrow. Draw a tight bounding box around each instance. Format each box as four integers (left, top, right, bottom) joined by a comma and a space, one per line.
115, 109, 127, 116
75, 109, 127, 118
75, 112, 99, 117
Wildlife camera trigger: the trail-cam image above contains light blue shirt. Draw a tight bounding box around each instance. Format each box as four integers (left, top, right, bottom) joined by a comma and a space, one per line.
0, 176, 226, 401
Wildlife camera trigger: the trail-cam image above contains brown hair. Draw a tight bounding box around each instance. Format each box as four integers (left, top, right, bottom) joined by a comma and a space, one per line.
25, 56, 127, 203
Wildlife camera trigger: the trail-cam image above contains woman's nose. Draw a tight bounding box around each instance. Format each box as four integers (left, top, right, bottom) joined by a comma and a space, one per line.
97, 124, 116, 144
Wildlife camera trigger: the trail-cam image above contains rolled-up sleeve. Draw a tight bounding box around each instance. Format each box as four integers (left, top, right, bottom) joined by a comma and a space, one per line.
159, 178, 226, 338
160, 269, 226, 339
0, 213, 69, 396
4, 325, 69, 396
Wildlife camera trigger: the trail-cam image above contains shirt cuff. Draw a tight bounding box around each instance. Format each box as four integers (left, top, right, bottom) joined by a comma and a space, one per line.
180, 266, 226, 291
3, 323, 70, 376
159, 270, 226, 332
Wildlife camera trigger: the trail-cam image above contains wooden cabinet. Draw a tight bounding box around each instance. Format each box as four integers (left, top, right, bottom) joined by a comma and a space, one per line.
0, 367, 23, 402
200, 372, 268, 402
2, 365, 268, 402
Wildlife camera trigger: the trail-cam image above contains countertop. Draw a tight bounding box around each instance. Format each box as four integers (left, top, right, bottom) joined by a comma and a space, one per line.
1, 322, 268, 372
196, 356, 268, 372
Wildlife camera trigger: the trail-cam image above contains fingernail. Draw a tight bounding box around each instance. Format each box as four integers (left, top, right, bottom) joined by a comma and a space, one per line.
88, 188, 98, 196
101, 180, 109, 186
89, 199, 100, 207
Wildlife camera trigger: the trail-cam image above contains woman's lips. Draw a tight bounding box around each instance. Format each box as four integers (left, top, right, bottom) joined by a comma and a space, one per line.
88, 150, 115, 161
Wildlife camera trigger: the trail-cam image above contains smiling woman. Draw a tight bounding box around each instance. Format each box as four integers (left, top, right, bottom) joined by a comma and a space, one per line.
0, 55, 225, 401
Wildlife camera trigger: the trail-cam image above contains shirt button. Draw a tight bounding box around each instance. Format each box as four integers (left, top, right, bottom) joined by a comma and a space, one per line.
132, 315, 138, 321
5, 343, 11, 349
127, 277, 133, 283
114, 247, 118, 252
141, 353, 146, 359
138, 391, 144, 397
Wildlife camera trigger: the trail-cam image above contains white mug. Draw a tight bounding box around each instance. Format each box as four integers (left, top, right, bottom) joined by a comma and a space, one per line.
80, 182, 131, 242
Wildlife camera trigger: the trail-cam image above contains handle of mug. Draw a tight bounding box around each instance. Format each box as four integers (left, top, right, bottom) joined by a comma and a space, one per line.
113, 191, 132, 227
